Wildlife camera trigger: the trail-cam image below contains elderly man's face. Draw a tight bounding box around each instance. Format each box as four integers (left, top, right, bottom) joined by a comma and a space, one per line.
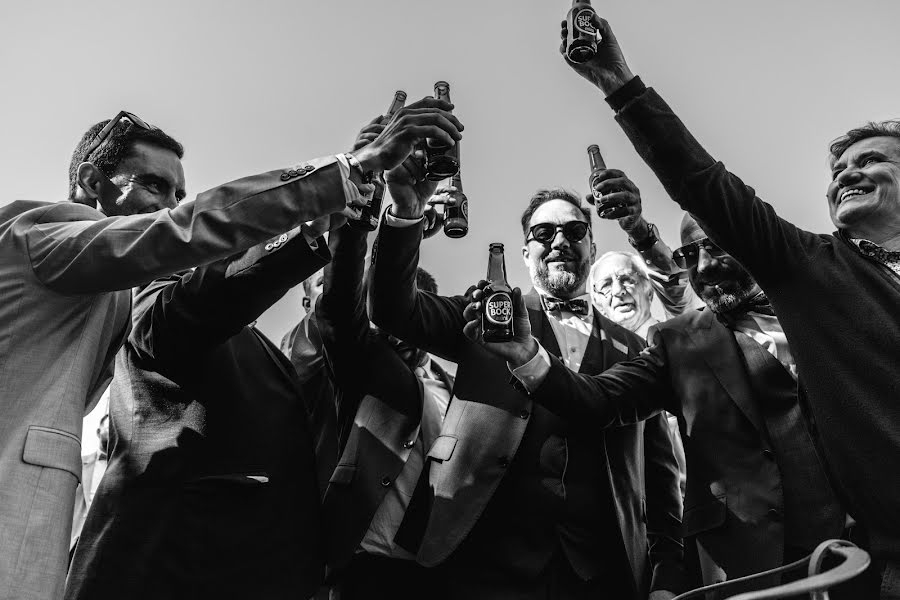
591, 254, 653, 331
522, 199, 595, 299
827, 136, 900, 235
302, 270, 325, 312
681, 217, 760, 313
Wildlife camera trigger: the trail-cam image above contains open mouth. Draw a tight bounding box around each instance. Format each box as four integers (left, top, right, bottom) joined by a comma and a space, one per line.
612, 301, 635, 314
839, 186, 874, 204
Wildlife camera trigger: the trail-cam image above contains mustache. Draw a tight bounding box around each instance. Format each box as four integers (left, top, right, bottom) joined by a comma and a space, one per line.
544, 251, 577, 263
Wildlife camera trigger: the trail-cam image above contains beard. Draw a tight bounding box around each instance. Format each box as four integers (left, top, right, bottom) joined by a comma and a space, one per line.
534, 254, 591, 298
696, 267, 758, 313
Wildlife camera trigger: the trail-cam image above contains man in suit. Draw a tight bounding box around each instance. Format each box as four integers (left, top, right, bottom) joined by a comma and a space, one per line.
0, 105, 404, 599
370, 174, 685, 598
559, 14, 897, 595
306, 223, 450, 599
468, 212, 849, 596
70, 414, 111, 554
64, 101, 465, 600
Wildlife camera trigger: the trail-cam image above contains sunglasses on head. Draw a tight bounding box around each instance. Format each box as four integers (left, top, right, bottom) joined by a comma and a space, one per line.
83, 110, 157, 162
672, 237, 729, 269
526, 221, 590, 244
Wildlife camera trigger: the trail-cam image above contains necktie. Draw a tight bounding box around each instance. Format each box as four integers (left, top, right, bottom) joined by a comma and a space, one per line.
715, 290, 775, 328
542, 296, 589, 315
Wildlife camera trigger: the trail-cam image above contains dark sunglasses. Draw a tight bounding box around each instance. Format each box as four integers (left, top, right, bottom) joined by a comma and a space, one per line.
83, 110, 157, 161
672, 237, 729, 269
526, 221, 590, 244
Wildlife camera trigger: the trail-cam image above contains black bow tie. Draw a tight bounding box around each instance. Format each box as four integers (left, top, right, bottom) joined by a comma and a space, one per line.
715, 291, 775, 328
542, 296, 590, 315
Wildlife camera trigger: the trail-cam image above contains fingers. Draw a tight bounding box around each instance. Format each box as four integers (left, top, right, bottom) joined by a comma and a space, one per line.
597, 201, 635, 220
512, 287, 527, 316
462, 319, 482, 343
593, 176, 638, 197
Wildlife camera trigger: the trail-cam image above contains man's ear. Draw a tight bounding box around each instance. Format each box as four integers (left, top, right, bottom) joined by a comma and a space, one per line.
521, 244, 530, 266
302, 297, 311, 310
590, 242, 597, 262
75, 162, 123, 213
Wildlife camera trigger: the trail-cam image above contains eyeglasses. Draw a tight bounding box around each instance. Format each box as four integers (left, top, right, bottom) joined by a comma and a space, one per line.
593, 273, 638, 298
526, 221, 590, 244
83, 110, 157, 162
672, 237, 729, 269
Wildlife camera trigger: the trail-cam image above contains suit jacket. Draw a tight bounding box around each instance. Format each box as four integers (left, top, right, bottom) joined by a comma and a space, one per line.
531, 307, 846, 586
0, 156, 346, 600
70, 451, 107, 550
368, 219, 685, 596
65, 241, 341, 600
311, 224, 448, 574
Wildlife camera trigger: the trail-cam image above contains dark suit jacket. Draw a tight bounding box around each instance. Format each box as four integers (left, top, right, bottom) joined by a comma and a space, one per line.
65, 229, 329, 600
530, 307, 846, 586
313, 224, 447, 574
368, 219, 685, 596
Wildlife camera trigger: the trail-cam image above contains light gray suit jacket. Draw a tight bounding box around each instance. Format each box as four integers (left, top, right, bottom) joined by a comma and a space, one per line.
0, 156, 345, 600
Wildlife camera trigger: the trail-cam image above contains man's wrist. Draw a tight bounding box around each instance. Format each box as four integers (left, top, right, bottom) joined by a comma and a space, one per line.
389, 204, 426, 220
598, 66, 636, 97
628, 221, 659, 252
509, 337, 540, 369
349, 146, 381, 175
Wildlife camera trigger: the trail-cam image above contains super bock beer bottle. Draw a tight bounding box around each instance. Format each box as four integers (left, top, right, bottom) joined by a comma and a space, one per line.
348, 90, 407, 231
425, 81, 460, 181
442, 167, 468, 238
565, 0, 599, 63
482, 243, 514, 342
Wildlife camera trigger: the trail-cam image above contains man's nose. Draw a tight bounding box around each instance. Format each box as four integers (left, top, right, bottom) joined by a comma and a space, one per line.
696, 247, 718, 274
611, 279, 628, 296
550, 229, 570, 249
836, 166, 863, 189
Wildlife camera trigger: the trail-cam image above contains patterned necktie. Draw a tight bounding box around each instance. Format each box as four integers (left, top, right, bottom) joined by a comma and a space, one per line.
715, 291, 775, 328
542, 296, 590, 315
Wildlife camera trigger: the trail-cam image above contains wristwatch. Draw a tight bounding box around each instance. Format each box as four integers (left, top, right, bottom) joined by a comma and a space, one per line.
628, 222, 659, 253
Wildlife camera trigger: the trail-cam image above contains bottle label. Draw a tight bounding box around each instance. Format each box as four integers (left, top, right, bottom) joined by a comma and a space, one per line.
485, 292, 513, 326
574, 8, 597, 35
460, 197, 469, 219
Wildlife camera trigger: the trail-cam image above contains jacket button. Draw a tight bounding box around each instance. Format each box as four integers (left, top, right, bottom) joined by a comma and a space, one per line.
518, 409, 530, 420
264, 243, 274, 251
403, 440, 415, 449
279, 234, 288, 243
768, 508, 783, 521
763, 449, 775, 460
280, 173, 291, 181
497, 456, 510, 468
303, 164, 315, 172
381, 477, 392, 487
288, 169, 299, 177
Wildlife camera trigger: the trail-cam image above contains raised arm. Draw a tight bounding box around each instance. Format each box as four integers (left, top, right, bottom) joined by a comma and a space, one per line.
128, 228, 329, 369
561, 15, 824, 287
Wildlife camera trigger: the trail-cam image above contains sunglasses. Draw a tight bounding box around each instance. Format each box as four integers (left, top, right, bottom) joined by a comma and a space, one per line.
672, 237, 729, 269
83, 110, 157, 161
526, 221, 590, 244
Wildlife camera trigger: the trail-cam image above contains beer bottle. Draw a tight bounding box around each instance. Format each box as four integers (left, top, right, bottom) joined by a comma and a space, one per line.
442, 167, 468, 238
586, 144, 608, 214
425, 81, 460, 181
565, 0, 599, 63
482, 243, 514, 342
348, 90, 407, 231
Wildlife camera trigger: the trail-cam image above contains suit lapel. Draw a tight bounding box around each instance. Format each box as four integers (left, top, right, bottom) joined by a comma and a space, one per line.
689, 309, 766, 434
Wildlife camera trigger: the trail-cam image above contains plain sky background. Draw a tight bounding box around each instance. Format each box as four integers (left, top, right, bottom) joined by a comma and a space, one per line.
3, 0, 898, 452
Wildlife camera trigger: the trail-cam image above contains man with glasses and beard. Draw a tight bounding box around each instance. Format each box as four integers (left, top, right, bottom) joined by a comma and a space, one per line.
465, 212, 853, 597
368, 183, 685, 600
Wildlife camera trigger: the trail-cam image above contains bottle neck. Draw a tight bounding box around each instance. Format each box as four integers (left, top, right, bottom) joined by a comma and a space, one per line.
486, 250, 507, 283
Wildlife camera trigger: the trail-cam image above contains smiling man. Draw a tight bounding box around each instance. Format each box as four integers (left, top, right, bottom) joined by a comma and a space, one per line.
558, 12, 900, 596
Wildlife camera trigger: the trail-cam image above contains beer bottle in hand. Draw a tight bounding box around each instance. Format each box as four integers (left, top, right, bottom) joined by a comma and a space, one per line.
586, 144, 608, 215
482, 243, 514, 342
442, 168, 468, 238
348, 90, 407, 231
425, 81, 460, 181
565, 0, 599, 63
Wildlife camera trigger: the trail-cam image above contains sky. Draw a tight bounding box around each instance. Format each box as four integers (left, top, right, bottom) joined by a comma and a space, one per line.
2, 0, 899, 450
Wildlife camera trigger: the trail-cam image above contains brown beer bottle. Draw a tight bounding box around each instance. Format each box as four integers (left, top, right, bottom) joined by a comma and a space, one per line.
565, 0, 599, 63
586, 144, 608, 214
442, 167, 468, 238
482, 243, 514, 342
425, 81, 460, 181
348, 90, 407, 231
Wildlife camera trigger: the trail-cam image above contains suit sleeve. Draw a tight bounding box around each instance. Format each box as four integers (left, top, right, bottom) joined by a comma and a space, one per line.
643, 411, 689, 594
128, 228, 330, 366
368, 219, 469, 362
23, 156, 346, 294
614, 88, 827, 286
317, 224, 422, 417
529, 342, 672, 427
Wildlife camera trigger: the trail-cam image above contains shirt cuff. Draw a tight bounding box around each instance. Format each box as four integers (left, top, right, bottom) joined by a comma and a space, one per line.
384, 206, 425, 228
334, 153, 372, 214
509, 342, 551, 394
605, 75, 647, 112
